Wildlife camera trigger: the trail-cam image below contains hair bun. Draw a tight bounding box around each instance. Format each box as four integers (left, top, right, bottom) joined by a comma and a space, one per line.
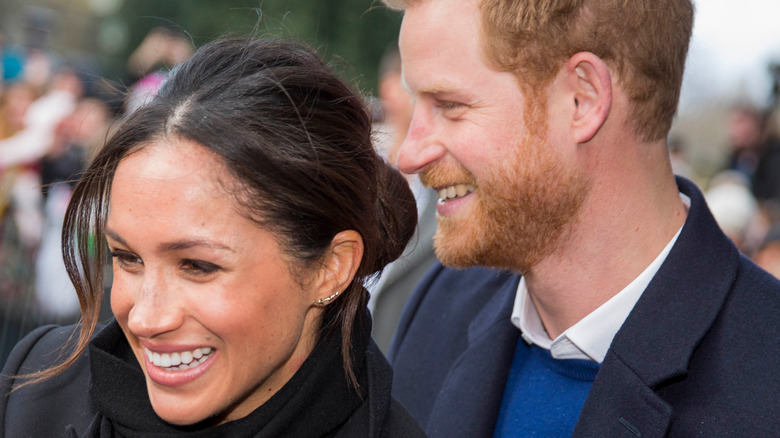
373, 162, 418, 273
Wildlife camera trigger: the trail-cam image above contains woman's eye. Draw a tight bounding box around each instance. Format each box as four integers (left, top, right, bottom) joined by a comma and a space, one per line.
109, 250, 143, 271
181, 259, 220, 276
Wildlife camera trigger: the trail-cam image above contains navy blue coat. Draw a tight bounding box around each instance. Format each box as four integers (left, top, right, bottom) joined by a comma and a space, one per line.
389, 178, 780, 437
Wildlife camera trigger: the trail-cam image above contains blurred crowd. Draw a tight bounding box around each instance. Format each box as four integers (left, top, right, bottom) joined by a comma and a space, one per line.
3, 21, 780, 366
0, 26, 192, 362
689, 102, 780, 279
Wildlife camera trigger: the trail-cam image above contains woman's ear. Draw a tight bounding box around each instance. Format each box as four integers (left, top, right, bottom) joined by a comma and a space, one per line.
311, 230, 364, 306
564, 52, 612, 143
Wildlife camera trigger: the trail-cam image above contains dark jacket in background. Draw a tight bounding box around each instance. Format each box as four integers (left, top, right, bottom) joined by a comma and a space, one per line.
753, 137, 780, 205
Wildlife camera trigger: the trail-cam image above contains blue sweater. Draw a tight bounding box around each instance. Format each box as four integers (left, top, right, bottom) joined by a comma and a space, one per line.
494, 338, 601, 437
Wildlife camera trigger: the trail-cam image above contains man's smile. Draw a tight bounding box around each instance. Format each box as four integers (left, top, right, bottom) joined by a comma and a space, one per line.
436, 183, 477, 202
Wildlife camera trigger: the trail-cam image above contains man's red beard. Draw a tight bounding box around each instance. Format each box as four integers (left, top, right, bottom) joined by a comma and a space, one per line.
421, 133, 588, 274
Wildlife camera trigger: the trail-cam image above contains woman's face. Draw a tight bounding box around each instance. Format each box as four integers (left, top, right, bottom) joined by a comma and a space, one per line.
107, 138, 324, 425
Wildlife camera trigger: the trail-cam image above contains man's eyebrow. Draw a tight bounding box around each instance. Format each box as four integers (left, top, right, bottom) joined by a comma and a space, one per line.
401, 73, 462, 96
419, 83, 474, 101
418, 85, 456, 96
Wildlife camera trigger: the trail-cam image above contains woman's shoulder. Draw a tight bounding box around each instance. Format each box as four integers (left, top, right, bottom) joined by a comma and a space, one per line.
382, 399, 429, 438
1, 324, 99, 437
3, 325, 81, 371
334, 340, 427, 438
332, 391, 428, 438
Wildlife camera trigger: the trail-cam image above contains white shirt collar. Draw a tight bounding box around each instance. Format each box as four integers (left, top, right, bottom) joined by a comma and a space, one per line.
511, 194, 690, 363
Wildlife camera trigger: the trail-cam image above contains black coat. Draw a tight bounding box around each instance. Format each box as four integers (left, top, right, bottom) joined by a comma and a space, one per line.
389, 177, 780, 437
1, 314, 426, 437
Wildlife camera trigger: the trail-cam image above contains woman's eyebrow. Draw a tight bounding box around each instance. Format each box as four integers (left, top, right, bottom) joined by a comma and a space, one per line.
105, 229, 234, 253
105, 229, 129, 247
158, 239, 234, 253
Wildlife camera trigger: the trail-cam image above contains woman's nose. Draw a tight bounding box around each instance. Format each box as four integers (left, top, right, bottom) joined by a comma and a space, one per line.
125, 271, 184, 338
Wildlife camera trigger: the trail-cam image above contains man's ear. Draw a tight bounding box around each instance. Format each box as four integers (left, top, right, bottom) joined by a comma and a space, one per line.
311, 230, 364, 305
564, 52, 612, 143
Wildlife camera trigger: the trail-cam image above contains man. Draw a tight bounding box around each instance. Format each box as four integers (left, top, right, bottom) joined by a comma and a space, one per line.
383, 0, 780, 436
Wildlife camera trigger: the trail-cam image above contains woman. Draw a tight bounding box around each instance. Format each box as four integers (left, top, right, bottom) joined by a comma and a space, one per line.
0, 38, 426, 437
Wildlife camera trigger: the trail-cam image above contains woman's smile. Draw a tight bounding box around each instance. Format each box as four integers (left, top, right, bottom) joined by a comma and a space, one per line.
142, 345, 219, 387
144, 346, 215, 371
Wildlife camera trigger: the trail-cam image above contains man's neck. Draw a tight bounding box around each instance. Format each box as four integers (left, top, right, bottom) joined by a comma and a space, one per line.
523, 144, 688, 339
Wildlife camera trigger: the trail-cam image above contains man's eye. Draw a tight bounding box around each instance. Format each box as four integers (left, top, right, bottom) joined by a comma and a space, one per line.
438, 101, 464, 110
181, 259, 220, 276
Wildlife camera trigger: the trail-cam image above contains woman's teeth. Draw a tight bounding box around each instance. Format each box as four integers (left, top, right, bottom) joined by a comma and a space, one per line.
438, 184, 476, 202
145, 347, 214, 371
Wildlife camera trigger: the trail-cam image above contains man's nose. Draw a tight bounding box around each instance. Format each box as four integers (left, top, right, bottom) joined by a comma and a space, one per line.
397, 107, 447, 175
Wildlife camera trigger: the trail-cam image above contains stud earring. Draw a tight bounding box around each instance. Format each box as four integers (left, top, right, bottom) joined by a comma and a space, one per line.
313, 290, 341, 306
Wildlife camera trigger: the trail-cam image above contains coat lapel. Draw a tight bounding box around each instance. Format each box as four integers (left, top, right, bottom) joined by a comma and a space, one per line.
425, 274, 521, 438
574, 177, 740, 437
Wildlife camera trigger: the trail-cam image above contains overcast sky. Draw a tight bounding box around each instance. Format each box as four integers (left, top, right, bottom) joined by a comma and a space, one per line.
680, 0, 780, 112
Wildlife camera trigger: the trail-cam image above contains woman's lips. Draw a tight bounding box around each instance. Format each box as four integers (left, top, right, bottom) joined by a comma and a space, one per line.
143, 346, 217, 387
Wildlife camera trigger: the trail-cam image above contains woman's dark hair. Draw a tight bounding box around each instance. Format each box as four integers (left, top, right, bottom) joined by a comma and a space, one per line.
32, 38, 417, 388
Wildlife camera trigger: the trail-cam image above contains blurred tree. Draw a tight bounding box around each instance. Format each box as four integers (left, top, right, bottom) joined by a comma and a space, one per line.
114, 0, 402, 95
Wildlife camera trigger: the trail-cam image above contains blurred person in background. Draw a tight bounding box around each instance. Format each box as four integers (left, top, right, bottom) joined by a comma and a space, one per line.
0, 82, 45, 248
20, 5, 57, 94
725, 105, 764, 182
0, 82, 41, 360
0, 68, 84, 304
34, 97, 111, 322
752, 105, 780, 216
0, 81, 41, 250
0, 27, 26, 91
0, 67, 87, 362
723, 104, 780, 213
704, 170, 759, 252
125, 27, 193, 114
368, 45, 438, 352
374, 45, 415, 165
719, 102, 780, 259
0, 68, 81, 169
0, 83, 38, 140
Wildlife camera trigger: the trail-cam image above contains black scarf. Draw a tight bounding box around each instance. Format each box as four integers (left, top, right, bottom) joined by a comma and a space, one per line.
81, 315, 370, 438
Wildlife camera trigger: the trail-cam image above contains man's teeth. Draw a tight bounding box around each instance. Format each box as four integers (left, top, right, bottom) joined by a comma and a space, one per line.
438, 184, 476, 201
145, 347, 214, 371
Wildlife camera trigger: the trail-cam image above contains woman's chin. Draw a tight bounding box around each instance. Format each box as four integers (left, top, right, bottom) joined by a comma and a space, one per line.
147, 390, 222, 427
153, 405, 202, 426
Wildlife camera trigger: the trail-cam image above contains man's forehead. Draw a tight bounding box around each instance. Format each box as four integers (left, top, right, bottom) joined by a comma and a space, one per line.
398, 0, 486, 90
398, 0, 480, 44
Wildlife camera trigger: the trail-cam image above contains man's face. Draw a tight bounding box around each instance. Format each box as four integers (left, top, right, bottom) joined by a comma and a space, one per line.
398, 0, 588, 272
